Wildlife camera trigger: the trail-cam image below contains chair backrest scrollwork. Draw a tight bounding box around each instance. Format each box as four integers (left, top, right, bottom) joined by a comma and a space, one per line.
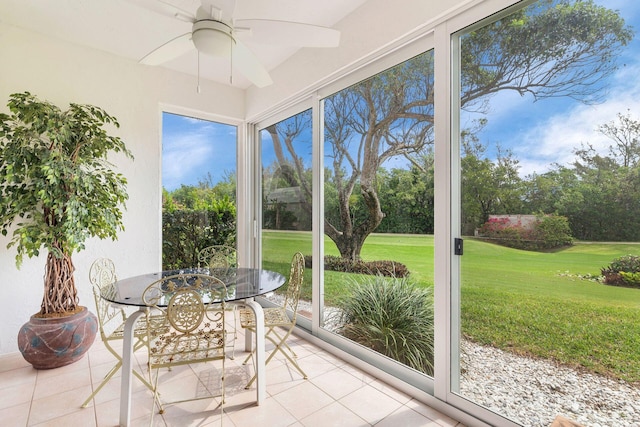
89, 258, 125, 337
283, 252, 305, 320
142, 273, 228, 368
197, 245, 237, 270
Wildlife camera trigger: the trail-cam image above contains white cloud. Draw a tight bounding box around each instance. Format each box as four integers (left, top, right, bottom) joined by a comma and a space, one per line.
511, 63, 640, 176
161, 113, 238, 191
163, 132, 216, 190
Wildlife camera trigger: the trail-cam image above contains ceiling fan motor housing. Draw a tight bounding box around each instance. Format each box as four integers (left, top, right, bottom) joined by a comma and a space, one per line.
192, 20, 234, 57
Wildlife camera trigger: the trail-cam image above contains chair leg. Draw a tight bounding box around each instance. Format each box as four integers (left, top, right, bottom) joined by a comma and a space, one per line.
241, 324, 256, 366
149, 369, 159, 426
270, 344, 308, 380
82, 335, 155, 408
133, 368, 155, 391
81, 360, 122, 408
267, 328, 297, 357
148, 362, 224, 423
265, 333, 308, 380
242, 348, 255, 366
81, 360, 154, 408
226, 306, 237, 360
244, 326, 307, 389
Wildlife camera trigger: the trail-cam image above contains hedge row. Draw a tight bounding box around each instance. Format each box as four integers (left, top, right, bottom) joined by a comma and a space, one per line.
477, 214, 573, 251
304, 255, 410, 278
162, 207, 236, 270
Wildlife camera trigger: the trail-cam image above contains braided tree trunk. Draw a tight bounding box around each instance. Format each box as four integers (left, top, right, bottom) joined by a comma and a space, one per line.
39, 251, 79, 317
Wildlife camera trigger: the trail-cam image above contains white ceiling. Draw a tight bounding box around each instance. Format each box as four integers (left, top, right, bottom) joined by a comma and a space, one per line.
0, 0, 367, 88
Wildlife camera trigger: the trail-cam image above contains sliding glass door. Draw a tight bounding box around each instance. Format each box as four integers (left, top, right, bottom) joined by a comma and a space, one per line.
451, 1, 639, 425
247, 2, 640, 426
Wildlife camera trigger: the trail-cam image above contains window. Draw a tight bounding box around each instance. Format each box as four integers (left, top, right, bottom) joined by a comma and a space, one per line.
161, 112, 237, 269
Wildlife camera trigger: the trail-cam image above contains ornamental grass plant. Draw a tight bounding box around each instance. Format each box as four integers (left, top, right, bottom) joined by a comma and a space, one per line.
334, 274, 434, 375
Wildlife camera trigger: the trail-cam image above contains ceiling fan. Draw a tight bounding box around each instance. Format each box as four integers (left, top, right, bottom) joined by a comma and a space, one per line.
132, 0, 341, 88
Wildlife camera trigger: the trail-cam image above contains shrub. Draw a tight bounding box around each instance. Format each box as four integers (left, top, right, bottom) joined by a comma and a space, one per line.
534, 215, 574, 248
620, 271, 640, 286
305, 255, 410, 278
605, 254, 640, 273
601, 255, 640, 288
162, 200, 236, 270
333, 275, 434, 375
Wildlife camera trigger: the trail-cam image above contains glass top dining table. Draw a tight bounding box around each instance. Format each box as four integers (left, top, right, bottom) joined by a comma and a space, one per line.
105, 267, 286, 426
101, 267, 286, 306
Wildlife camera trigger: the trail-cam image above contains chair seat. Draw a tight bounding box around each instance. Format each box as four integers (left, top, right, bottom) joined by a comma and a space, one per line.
106, 316, 151, 341
148, 328, 226, 367
240, 307, 290, 329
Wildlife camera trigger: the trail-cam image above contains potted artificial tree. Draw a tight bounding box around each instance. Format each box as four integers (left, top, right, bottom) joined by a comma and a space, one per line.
0, 92, 133, 369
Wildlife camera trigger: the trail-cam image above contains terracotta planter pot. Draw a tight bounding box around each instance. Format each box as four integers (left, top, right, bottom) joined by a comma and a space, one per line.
18, 307, 98, 369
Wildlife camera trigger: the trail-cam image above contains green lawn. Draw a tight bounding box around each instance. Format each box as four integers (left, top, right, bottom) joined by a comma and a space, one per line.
262, 230, 640, 383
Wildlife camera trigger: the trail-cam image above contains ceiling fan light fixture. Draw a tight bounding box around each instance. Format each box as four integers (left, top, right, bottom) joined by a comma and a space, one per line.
192, 20, 234, 57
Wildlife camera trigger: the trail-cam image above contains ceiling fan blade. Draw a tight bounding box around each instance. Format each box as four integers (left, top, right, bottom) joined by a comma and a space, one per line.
232, 39, 273, 88
234, 20, 340, 47
140, 32, 193, 65
127, 0, 195, 22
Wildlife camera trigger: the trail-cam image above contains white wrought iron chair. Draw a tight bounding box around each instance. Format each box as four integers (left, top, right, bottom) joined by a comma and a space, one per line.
142, 273, 228, 423
198, 244, 238, 358
197, 245, 237, 270
81, 258, 153, 408
239, 251, 308, 388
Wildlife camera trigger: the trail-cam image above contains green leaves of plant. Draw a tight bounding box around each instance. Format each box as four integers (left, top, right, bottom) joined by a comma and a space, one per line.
0, 92, 133, 267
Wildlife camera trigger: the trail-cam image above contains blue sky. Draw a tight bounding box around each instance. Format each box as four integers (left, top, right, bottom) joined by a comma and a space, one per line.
161, 112, 309, 191
469, 0, 640, 177
162, 112, 237, 191
163, 0, 640, 189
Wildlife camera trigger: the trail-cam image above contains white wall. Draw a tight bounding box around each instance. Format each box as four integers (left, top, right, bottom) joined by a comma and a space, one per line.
0, 23, 245, 355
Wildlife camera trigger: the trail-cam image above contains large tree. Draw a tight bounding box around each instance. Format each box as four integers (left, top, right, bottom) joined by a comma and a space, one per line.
564, 141, 640, 240
269, 0, 632, 261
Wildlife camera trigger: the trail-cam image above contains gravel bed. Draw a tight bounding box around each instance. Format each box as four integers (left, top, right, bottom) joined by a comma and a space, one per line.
271, 295, 640, 426
459, 340, 640, 427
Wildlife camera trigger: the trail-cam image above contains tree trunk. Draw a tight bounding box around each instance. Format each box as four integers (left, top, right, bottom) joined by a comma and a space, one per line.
333, 231, 366, 262
39, 252, 79, 316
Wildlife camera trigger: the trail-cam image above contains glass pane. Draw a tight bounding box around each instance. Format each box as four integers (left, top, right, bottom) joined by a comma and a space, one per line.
161, 112, 237, 269
455, 1, 640, 425
322, 50, 436, 377
260, 109, 313, 318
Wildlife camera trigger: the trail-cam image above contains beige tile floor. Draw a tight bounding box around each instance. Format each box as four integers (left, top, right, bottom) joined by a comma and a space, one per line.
0, 326, 466, 427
